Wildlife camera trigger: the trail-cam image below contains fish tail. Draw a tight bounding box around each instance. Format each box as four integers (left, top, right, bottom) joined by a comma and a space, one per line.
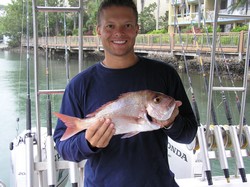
54, 112, 87, 141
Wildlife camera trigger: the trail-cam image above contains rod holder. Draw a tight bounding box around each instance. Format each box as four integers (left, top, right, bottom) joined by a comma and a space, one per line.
46, 136, 56, 186
197, 126, 213, 185
243, 126, 250, 150
25, 132, 34, 187
228, 126, 247, 182
69, 162, 79, 185
213, 125, 230, 182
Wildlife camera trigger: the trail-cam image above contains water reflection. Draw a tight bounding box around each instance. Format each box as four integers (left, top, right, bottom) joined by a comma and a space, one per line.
0, 51, 102, 186
180, 71, 249, 126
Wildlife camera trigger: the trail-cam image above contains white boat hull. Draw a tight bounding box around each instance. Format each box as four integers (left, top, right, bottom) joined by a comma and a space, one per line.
177, 174, 250, 187
168, 138, 249, 186
9, 127, 68, 187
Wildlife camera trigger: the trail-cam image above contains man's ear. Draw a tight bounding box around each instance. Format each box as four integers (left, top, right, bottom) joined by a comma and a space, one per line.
136, 24, 139, 34
96, 26, 101, 36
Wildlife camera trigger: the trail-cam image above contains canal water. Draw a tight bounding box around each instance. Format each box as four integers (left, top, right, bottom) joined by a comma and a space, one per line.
0, 50, 249, 186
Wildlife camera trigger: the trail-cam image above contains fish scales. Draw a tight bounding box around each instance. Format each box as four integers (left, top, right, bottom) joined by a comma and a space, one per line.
55, 90, 176, 141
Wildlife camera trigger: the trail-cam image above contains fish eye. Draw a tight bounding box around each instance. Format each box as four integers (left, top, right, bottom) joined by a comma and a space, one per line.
153, 97, 161, 104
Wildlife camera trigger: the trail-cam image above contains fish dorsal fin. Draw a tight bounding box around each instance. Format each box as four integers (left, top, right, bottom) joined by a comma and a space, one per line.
121, 132, 140, 139
86, 100, 115, 117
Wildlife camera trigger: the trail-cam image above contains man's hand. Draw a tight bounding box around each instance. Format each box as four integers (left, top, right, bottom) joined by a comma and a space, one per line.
85, 118, 116, 149
153, 101, 182, 129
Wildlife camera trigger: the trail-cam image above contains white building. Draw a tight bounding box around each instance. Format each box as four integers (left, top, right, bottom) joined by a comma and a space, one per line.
136, 0, 250, 33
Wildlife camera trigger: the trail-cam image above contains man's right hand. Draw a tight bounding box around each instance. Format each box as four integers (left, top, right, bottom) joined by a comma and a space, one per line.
85, 118, 116, 149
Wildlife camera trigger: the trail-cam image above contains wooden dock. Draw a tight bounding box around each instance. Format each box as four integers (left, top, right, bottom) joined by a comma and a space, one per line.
25, 31, 248, 59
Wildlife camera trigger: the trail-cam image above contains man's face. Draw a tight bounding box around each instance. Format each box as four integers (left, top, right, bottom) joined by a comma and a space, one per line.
97, 6, 139, 58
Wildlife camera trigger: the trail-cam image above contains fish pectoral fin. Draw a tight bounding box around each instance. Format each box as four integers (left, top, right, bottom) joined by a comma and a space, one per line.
121, 132, 140, 139
118, 115, 146, 124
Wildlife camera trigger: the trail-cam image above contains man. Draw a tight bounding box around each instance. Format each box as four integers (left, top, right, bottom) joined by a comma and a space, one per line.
54, 0, 198, 186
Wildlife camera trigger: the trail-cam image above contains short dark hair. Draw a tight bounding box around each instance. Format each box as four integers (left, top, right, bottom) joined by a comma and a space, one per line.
97, 0, 138, 25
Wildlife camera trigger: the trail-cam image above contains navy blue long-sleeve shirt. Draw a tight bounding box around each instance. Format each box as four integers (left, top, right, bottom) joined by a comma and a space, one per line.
53, 56, 198, 187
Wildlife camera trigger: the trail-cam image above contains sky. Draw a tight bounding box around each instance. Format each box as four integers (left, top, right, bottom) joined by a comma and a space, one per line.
0, 0, 12, 6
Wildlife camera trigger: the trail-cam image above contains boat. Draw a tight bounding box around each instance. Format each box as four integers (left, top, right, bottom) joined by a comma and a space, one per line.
170, 1, 250, 186
7, 0, 71, 186
9, 127, 69, 187
2, 0, 249, 186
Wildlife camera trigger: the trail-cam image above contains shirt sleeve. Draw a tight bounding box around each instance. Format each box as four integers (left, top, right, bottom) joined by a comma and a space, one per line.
53, 84, 101, 162
162, 68, 198, 144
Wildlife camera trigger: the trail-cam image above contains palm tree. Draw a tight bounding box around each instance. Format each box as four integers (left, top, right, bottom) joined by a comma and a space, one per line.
229, 0, 249, 14
141, 0, 145, 11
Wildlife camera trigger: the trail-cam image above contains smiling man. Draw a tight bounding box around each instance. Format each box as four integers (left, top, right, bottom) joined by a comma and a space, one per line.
96, 2, 139, 68
54, 0, 198, 187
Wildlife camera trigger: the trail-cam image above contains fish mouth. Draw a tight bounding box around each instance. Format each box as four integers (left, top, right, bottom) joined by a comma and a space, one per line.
146, 112, 153, 122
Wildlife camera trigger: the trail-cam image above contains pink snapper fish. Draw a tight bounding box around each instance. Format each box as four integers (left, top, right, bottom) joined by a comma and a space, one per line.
54, 90, 176, 141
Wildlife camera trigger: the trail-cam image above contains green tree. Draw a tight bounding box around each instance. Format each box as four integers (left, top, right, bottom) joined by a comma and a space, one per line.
38, 0, 65, 36
84, 0, 100, 35
0, 0, 27, 47
0, 0, 101, 45
231, 24, 249, 32
138, 3, 157, 34
228, 0, 249, 14
68, 0, 79, 31
0, 0, 64, 46
159, 11, 168, 30
62, 0, 99, 35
